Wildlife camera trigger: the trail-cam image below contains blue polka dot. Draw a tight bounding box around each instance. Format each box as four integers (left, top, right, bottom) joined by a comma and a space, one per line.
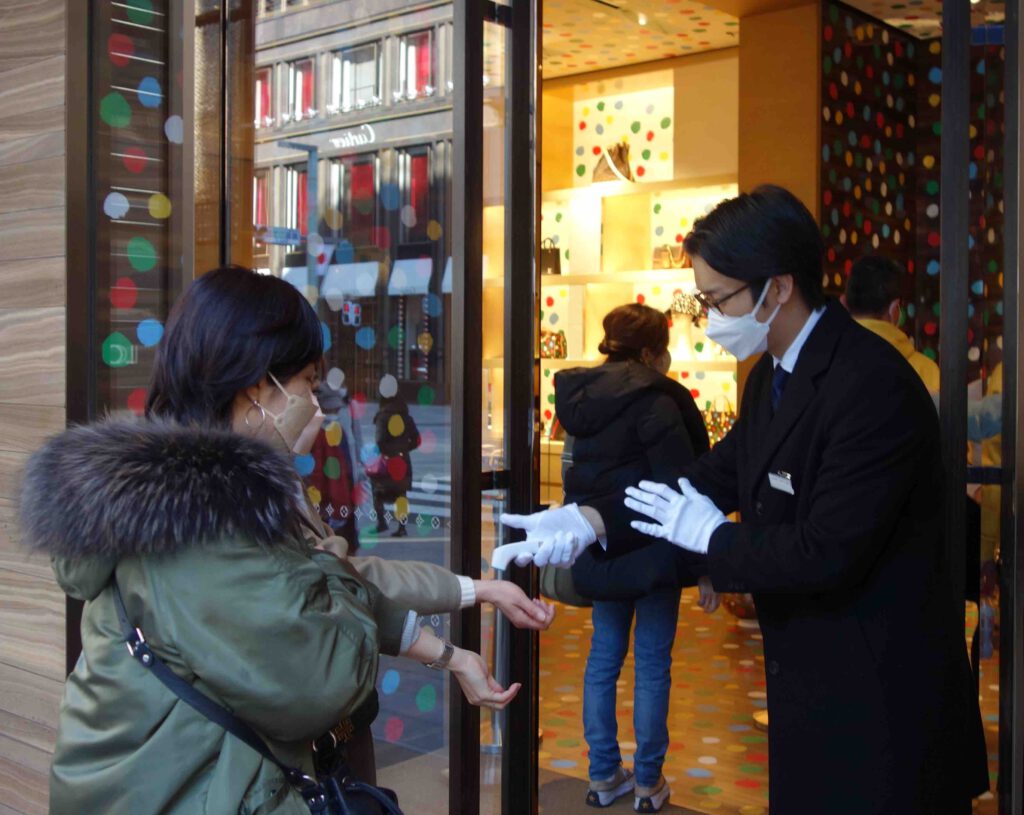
655, 226, 665, 236
882, 224, 891, 238
551, 760, 578, 769
996, 302, 1004, 316
968, 303, 976, 318
969, 162, 978, 180
380, 183, 400, 211
355, 326, 376, 349
729, 724, 752, 732
969, 235, 976, 250
137, 77, 162, 109
360, 443, 381, 464
381, 670, 400, 695
136, 318, 163, 347
321, 322, 332, 353
695, 371, 706, 380
575, 146, 584, 156
848, 131, 857, 146
863, 105, 871, 121
971, 280, 985, 296
687, 768, 713, 778
696, 704, 718, 713
833, 47, 842, 64
929, 67, 942, 85
614, 100, 623, 110
926, 260, 940, 277
335, 240, 354, 263
907, 303, 917, 317
822, 145, 830, 161
882, 71, 890, 86
831, 209, 839, 226
294, 454, 315, 476
425, 293, 443, 318
977, 59, 986, 75
549, 313, 559, 325
595, 123, 604, 135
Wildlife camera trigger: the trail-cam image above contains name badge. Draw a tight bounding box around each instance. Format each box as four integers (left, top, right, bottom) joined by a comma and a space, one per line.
768, 471, 795, 495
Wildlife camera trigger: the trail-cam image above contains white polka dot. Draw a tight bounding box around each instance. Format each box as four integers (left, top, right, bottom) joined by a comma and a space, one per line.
379, 374, 399, 398
326, 367, 345, 390
702, 737, 720, 744
698, 756, 718, 765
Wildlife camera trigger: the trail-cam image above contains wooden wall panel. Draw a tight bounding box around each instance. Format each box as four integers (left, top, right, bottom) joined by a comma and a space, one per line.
0, 2, 67, 811
0, 309, 64, 407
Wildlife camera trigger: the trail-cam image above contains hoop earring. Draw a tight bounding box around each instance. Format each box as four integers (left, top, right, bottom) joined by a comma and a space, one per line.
245, 401, 267, 429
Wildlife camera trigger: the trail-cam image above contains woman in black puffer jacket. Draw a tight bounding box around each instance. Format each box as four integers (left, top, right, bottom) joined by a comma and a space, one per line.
555, 303, 720, 812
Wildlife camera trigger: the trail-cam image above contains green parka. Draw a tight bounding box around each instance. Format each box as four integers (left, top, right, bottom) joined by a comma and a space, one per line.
19, 420, 410, 814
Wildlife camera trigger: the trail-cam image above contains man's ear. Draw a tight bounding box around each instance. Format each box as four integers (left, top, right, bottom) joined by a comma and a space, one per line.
840, 293, 848, 310
888, 299, 902, 326
773, 274, 795, 307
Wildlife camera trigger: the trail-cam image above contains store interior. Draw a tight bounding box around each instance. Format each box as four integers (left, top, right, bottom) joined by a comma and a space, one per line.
507, 1, 1006, 813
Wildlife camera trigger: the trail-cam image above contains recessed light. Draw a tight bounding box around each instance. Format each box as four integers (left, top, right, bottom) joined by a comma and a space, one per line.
638, 12, 648, 26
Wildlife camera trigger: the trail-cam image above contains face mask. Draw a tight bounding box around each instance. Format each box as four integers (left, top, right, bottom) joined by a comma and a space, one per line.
262, 372, 322, 455
704, 281, 782, 360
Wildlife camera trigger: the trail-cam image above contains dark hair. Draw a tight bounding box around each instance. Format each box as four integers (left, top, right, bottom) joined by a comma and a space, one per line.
598, 303, 670, 362
684, 185, 826, 309
845, 255, 902, 317
146, 266, 324, 425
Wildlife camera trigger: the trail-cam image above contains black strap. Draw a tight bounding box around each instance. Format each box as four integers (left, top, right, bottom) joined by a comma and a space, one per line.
110, 581, 321, 798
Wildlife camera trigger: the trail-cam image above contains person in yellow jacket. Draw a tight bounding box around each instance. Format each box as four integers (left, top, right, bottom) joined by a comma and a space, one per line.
842, 255, 940, 395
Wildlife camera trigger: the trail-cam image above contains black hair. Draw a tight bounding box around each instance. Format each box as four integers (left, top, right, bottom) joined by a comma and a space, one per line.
684, 185, 826, 310
845, 255, 903, 317
598, 303, 670, 362
146, 265, 324, 425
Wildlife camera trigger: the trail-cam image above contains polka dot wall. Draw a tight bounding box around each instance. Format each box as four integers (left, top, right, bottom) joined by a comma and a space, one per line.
98, 0, 183, 413
573, 87, 674, 183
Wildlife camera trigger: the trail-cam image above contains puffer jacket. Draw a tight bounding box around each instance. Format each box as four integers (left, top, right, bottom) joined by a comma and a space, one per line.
19, 420, 409, 814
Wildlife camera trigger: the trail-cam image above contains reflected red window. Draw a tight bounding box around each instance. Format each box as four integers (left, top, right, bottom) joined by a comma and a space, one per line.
255, 67, 273, 127
400, 31, 433, 99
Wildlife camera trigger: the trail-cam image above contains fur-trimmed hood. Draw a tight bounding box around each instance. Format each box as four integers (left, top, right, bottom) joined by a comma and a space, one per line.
19, 419, 306, 598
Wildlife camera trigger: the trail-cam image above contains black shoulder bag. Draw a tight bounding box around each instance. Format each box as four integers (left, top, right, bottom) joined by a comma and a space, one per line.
111, 580, 403, 815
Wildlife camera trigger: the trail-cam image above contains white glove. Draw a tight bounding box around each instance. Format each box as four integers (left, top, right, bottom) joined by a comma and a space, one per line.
624, 478, 728, 554
499, 504, 597, 568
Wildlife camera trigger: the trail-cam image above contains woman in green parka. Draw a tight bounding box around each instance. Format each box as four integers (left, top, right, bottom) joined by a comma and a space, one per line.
19, 266, 551, 814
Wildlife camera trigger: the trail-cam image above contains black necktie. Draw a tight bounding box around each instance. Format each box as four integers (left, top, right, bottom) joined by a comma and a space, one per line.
771, 365, 790, 413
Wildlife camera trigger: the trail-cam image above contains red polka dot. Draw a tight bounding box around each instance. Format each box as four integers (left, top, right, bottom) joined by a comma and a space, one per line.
824, 25, 833, 41
578, 121, 587, 130
122, 147, 148, 174
675, 233, 684, 244
384, 717, 404, 743
860, 134, 871, 149
894, 41, 904, 57
546, 296, 554, 307
927, 232, 941, 248
924, 322, 938, 336
127, 389, 147, 416
829, 83, 839, 100
680, 371, 690, 379
846, 102, 855, 118
419, 429, 437, 454
544, 409, 552, 420
843, 42, 853, 58
866, 66, 875, 79
974, 145, 986, 160
827, 248, 836, 263
736, 779, 762, 789
646, 131, 655, 141
895, 124, 904, 138
907, 260, 915, 274
690, 388, 700, 399
387, 456, 408, 482
876, 113, 885, 128
592, 145, 602, 155
108, 34, 133, 67
636, 294, 645, 305
823, 190, 832, 206
110, 277, 137, 309
863, 220, 872, 235
748, 752, 769, 763
636, 166, 645, 177
842, 201, 852, 217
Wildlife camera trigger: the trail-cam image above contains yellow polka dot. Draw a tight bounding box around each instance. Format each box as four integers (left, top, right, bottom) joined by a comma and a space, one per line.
929, 93, 940, 108
426, 220, 443, 241
306, 485, 322, 506
885, 126, 892, 138
659, 151, 668, 161
388, 414, 406, 437
582, 106, 590, 116
727, 744, 748, 753
866, 24, 874, 38
740, 807, 767, 815
606, 115, 614, 124
907, 74, 915, 87
836, 111, 844, 125
851, 230, 859, 245
148, 193, 172, 219
652, 286, 661, 296
722, 382, 732, 392
559, 288, 568, 298
323, 207, 344, 230
395, 496, 409, 519
855, 25, 865, 41
854, 186, 862, 200
324, 421, 342, 447
930, 40, 942, 55
418, 332, 434, 354
854, 81, 862, 95
845, 151, 853, 167
970, 125, 978, 139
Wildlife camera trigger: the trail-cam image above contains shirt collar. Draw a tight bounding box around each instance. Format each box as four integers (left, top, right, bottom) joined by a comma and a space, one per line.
773, 307, 826, 372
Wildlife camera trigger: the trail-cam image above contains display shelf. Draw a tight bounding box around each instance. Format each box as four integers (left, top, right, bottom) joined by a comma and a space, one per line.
537, 357, 734, 372
541, 173, 737, 203
541, 269, 695, 286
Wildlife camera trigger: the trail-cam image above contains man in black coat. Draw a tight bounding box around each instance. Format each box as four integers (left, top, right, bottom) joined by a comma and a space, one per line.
502, 186, 988, 813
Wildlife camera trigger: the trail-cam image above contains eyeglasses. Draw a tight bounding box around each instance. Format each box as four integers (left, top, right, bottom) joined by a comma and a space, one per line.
693, 284, 750, 316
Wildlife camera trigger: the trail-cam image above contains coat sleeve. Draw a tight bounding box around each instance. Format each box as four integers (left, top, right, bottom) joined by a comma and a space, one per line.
680, 409, 742, 516
348, 555, 463, 614
707, 369, 934, 594
147, 543, 405, 743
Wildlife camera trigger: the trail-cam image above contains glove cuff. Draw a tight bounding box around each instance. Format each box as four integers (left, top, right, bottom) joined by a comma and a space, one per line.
564, 503, 598, 546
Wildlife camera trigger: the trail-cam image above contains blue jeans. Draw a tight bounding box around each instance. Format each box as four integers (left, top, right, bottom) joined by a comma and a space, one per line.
583, 589, 681, 788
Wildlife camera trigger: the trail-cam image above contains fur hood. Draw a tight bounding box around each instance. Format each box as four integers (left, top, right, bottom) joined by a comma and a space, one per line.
19, 418, 306, 562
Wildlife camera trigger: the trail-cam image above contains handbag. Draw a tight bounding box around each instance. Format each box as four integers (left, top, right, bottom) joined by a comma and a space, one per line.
111, 580, 404, 815
540, 238, 561, 276
540, 329, 567, 359
652, 243, 691, 270
592, 142, 634, 182
365, 455, 391, 480
701, 396, 736, 446
539, 563, 592, 607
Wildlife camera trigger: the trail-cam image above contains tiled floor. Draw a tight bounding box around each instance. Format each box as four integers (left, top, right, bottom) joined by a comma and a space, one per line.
537, 590, 1001, 815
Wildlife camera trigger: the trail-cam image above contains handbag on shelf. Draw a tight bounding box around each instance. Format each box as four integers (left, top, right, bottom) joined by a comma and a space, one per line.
540, 238, 562, 276
540, 329, 568, 359
111, 580, 404, 815
670, 289, 702, 320
592, 142, 634, 183
701, 395, 736, 446
652, 243, 692, 270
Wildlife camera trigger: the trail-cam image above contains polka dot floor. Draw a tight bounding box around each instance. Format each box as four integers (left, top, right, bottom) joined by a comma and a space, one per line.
537, 590, 1002, 814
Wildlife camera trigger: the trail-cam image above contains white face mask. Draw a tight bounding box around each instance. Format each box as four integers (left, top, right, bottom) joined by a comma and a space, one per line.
264, 372, 322, 455
704, 281, 781, 360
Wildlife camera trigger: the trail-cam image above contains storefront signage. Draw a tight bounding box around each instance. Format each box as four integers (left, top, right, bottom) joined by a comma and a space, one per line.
256, 225, 303, 245
330, 124, 376, 150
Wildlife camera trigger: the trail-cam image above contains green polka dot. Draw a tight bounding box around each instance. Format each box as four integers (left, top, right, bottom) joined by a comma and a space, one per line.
324, 457, 341, 480
102, 332, 134, 368
926, 180, 939, 195
127, 236, 157, 271
642, 149, 651, 161
417, 385, 436, 405
693, 785, 723, 796
597, 101, 605, 111
740, 763, 765, 774
630, 121, 641, 134
547, 394, 556, 405
576, 164, 586, 177
932, 303, 941, 317
829, 5, 839, 22
565, 249, 570, 260
415, 684, 437, 713
388, 326, 402, 349
543, 369, 550, 378
100, 93, 132, 128
823, 56, 833, 74
126, 0, 154, 24
660, 117, 671, 129
741, 735, 767, 744
987, 260, 998, 274
923, 347, 938, 361
932, 122, 942, 136
653, 203, 662, 214
555, 738, 580, 748
555, 212, 563, 222
695, 341, 704, 352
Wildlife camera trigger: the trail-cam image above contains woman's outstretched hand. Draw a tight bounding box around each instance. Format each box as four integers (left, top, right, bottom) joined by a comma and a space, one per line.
475, 579, 555, 630
697, 575, 721, 614
450, 648, 521, 710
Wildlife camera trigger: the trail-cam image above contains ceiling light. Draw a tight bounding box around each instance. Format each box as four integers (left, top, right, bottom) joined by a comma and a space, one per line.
638, 12, 647, 25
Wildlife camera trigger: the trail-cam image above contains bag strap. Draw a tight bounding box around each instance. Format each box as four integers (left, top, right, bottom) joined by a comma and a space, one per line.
601, 145, 633, 183
110, 580, 325, 805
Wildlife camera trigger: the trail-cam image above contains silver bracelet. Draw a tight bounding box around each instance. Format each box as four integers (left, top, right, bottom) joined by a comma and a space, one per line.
424, 640, 455, 670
